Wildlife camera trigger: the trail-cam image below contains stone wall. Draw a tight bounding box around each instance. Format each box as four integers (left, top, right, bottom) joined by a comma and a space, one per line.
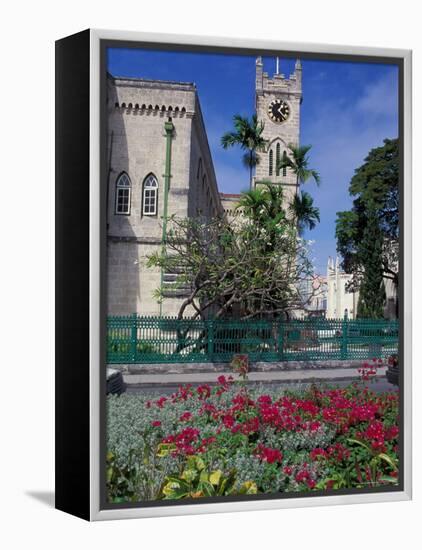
106, 75, 222, 316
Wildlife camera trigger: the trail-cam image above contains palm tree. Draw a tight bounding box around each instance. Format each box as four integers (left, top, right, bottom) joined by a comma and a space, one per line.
278, 144, 320, 187
236, 183, 288, 250
235, 187, 267, 222
221, 114, 267, 188
289, 191, 320, 236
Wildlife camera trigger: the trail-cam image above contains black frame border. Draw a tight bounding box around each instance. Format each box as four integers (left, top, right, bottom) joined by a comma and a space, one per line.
55, 29, 91, 521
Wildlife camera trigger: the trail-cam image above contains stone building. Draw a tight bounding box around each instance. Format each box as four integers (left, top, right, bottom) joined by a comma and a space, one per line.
106, 74, 223, 316
326, 257, 358, 319
106, 57, 303, 316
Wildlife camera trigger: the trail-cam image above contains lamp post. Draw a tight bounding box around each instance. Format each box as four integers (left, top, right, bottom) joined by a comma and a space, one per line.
159, 118, 174, 317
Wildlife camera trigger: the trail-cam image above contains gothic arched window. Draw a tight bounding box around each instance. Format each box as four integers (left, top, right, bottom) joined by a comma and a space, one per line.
115, 172, 131, 215
276, 143, 281, 176
142, 174, 158, 216
269, 149, 273, 176
282, 151, 287, 177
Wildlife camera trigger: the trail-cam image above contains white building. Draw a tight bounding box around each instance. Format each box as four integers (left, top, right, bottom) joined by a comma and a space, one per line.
326, 257, 358, 319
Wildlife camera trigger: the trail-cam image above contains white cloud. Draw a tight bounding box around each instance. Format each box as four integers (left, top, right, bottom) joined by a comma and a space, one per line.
356, 71, 398, 118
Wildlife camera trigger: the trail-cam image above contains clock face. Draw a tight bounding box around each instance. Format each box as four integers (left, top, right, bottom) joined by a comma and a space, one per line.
267, 99, 290, 123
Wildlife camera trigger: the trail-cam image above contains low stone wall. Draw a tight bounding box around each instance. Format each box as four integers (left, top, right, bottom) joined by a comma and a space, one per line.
109, 359, 379, 375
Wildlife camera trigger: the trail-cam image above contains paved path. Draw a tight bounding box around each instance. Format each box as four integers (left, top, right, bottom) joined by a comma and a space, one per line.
123, 366, 387, 386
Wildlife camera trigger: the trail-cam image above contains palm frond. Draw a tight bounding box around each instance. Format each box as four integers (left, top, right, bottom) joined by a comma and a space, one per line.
289, 191, 320, 234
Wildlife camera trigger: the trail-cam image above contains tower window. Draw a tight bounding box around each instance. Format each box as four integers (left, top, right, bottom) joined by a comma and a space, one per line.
276, 143, 281, 176
115, 172, 131, 215
142, 174, 158, 216
282, 151, 287, 177
269, 149, 273, 176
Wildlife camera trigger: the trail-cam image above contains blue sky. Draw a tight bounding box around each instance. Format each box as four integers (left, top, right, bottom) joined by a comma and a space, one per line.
108, 48, 398, 274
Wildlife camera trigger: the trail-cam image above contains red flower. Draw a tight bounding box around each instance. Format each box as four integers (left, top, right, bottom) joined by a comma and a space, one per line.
179, 411, 192, 422
197, 384, 211, 399
222, 414, 235, 428
199, 402, 217, 416
295, 469, 311, 483
310, 448, 328, 461
238, 417, 259, 435
155, 396, 167, 408
308, 421, 322, 432
151, 420, 161, 428
327, 443, 350, 462
255, 444, 283, 464
385, 425, 399, 440
176, 384, 194, 401
257, 395, 272, 406
197, 436, 217, 453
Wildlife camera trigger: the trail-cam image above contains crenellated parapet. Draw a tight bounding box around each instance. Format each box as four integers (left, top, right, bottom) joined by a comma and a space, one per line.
256, 57, 302, 102
113, 102, 190, 117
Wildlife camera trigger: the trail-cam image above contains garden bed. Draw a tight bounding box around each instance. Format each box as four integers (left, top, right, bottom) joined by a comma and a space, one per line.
107, 376, 399, 503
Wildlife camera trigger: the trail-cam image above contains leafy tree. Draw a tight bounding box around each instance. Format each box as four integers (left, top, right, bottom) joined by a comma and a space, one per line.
147, 213, 314, 321
221, 114, 266, 187
335, 138, 399, 313
349, 138, 398, 241
277, 144, 321, 187
356, 210, 386, 318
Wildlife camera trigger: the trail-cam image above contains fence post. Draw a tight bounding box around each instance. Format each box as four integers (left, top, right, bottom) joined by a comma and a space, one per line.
341, 312, 348, 360
207, 319, 214, 362
130, 313, 138, 363
278, 321, 284, 362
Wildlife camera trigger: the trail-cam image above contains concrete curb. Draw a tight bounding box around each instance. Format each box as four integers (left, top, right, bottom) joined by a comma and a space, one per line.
110, 359, 381, 376
122, 366, 387, 386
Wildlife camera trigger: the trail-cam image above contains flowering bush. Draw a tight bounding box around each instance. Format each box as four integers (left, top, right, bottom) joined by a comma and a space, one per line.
107, 377, 399, 503
231, 354, 249, 380
357, 358, 383, 381
388, 354, 398, 369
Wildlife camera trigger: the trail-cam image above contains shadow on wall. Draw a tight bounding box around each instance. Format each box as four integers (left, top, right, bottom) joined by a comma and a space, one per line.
106, 79, 140, 316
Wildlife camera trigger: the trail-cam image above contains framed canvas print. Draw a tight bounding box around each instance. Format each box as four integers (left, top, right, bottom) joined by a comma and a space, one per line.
55, 29, 412, 521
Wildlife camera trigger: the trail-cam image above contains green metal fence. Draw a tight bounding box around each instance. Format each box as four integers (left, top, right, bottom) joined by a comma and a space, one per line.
107, 315, 399, 364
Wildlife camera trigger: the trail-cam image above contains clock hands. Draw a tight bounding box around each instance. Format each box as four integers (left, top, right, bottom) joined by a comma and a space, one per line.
277, 103, 289, 120
277, 104, 286, 120
270, 100, 289, 121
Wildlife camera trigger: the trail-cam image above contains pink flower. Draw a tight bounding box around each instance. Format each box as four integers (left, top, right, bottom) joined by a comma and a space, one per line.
151, 420, 161, 428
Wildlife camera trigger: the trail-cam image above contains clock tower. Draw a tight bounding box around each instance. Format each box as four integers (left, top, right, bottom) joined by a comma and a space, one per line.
254, 57, 302, 202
